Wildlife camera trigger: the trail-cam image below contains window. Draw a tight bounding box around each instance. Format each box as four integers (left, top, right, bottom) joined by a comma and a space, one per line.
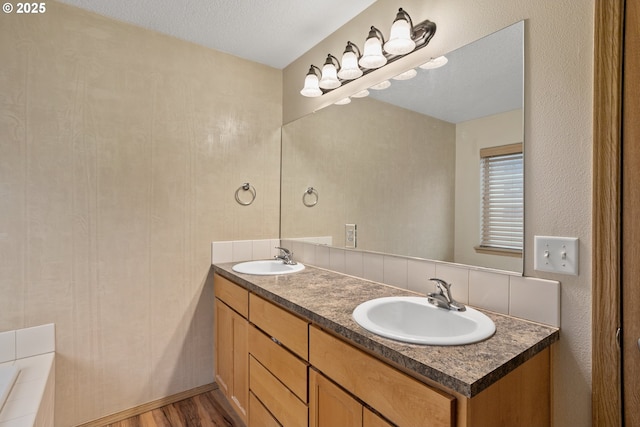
476, 143, 523, 256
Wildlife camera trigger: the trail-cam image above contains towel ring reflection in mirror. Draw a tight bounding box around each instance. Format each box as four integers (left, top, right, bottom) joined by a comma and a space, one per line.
303, 187, 318, 207
235, 183, 256, 206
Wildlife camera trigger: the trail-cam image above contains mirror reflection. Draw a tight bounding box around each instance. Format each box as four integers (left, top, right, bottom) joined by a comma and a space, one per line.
281, 21, 524, 273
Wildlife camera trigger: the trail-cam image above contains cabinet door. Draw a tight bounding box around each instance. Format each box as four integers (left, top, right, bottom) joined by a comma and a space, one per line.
232, 307, 248, 422
215, 299, 249, 424
310, 369, 362, 427
215, 299, 233, 396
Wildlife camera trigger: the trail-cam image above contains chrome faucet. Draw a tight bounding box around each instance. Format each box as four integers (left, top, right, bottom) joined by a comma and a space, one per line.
274, 247, 297, 265
427, 278, 466, 312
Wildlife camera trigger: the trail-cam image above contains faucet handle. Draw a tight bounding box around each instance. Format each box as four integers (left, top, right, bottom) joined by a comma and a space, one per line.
275, 247, 292, 256
429, 278, 466, 312
274, 247, 297, 265
429, 278, 452, 300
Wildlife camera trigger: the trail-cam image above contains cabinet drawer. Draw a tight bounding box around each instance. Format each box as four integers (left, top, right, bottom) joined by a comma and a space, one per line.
249, 293, 309, 359
309, 326, 455, 427
250, 356, 308, 427
249, 391, 281, 427
363, 407, 393, 427
214, 274, 248, 318
249, 325, 308, 402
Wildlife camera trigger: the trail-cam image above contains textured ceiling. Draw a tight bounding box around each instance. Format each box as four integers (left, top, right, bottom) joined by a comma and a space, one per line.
56, 0, 377, 69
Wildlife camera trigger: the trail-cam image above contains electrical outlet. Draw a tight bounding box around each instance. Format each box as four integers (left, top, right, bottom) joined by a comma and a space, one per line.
345, 224, 357, 249
534, 236, 579, 275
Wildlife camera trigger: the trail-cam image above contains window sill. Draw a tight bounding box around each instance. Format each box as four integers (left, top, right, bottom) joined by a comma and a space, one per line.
474, 246, 523, 258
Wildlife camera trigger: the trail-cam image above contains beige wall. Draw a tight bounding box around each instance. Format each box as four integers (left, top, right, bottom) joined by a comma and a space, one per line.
281, 98, 456, 260
0, 2, 281, 426
454, 109, 523, 271
284, 1, 593, 426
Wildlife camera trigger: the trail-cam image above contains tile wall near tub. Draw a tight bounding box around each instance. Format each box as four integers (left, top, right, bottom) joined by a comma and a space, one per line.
0, 325, 55, 365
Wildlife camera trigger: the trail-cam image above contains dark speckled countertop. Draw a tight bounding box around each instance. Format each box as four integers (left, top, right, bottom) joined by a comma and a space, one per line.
212, 262, 559, 398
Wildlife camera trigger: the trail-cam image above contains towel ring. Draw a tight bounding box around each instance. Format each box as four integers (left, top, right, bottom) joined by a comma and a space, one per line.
303, 187, 318, 207
235, 183, 256, 206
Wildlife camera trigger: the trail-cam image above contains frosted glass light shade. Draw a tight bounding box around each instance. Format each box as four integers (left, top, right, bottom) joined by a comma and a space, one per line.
319, 63, 341, 89
351, 89, 369, 98
392, 69, 417, 80
359, 32, 387, 69
300, 73, 322, 97
338, 50, 363, 80
384, 19, 415, 55
370, 80, 391, 90
334, 97, 351, 105
419, 56, 449, 70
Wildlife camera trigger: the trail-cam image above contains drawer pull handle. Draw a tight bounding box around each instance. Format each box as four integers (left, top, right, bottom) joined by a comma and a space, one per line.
271, 336, 282, 345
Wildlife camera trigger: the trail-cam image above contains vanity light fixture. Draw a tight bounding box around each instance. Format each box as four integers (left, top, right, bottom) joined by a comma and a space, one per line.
300, 8, 436, 98
392, 68, 418, 80
319, 54, 342, 89
338, 42, 363, 80
384, 8, 416, 55
300, 65, 323, 97
419, 55, 448, 70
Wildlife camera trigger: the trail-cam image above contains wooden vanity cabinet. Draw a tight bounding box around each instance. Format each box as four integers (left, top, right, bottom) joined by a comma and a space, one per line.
214, 273, 552, 427
214, 274, 249, 424
248, 294, 310, 427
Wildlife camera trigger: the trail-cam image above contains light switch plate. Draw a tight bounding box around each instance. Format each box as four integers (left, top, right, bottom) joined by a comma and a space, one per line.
534, 236, 579, 275
345, 224, 357, 249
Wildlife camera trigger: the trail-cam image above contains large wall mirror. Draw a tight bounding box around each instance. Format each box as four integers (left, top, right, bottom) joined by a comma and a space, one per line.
281, 21, 524, 273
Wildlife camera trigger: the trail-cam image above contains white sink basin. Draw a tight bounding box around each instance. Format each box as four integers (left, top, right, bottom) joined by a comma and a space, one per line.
232, 260, 305, 275
353, 296, 495, 345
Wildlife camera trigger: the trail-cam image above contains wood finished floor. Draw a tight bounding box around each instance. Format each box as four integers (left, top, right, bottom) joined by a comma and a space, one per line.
104, 387, 244, 427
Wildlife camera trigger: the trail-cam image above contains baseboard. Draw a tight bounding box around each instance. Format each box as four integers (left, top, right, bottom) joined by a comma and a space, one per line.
76, 383, 217, 427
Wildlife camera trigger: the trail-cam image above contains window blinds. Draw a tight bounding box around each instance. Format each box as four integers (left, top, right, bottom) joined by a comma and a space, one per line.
479, 143, 523, 252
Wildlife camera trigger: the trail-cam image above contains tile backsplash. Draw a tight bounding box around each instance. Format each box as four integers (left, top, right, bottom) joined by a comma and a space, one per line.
211, 239, 282, 264
212, 239, 560, 328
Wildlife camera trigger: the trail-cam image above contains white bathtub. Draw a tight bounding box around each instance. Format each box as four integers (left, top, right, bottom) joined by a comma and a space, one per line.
0, 324, 55, 427
0, 365, 20, 412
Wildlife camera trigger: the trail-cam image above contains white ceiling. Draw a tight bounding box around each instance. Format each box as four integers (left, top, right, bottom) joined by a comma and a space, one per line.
56, 0, 377, 69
